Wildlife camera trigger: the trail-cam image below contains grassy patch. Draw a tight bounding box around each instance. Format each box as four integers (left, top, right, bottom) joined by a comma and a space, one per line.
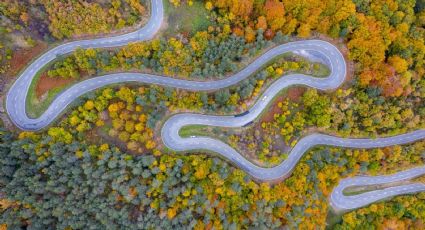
25, 62, 76, 118
342, 185, 386, 196
29, 87, 68, 118
26, 64, 49, 118
312, 62, 331, 77
179, 124, 209, 137
163, 0, 212, 36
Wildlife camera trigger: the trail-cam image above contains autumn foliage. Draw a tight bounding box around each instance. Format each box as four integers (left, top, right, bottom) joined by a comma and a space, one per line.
208, 0, 424, 97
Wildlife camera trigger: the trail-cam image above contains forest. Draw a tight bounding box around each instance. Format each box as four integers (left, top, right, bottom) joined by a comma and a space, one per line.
0, 0, 424, 229
2, 128, 425, 228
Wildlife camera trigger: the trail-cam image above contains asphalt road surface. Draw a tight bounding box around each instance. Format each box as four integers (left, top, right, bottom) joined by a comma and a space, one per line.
331, 166, 425, 212
5, 0, 425, 212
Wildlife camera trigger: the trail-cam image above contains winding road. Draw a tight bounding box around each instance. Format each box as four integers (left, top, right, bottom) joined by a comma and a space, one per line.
6, 0, 164, 130
331, 166, 425, 211
5, 0, 425, 212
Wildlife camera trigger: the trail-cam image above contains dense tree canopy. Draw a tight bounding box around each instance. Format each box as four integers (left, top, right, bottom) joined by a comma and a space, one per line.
1, 128, 424, 229
209, 0, 425, 97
